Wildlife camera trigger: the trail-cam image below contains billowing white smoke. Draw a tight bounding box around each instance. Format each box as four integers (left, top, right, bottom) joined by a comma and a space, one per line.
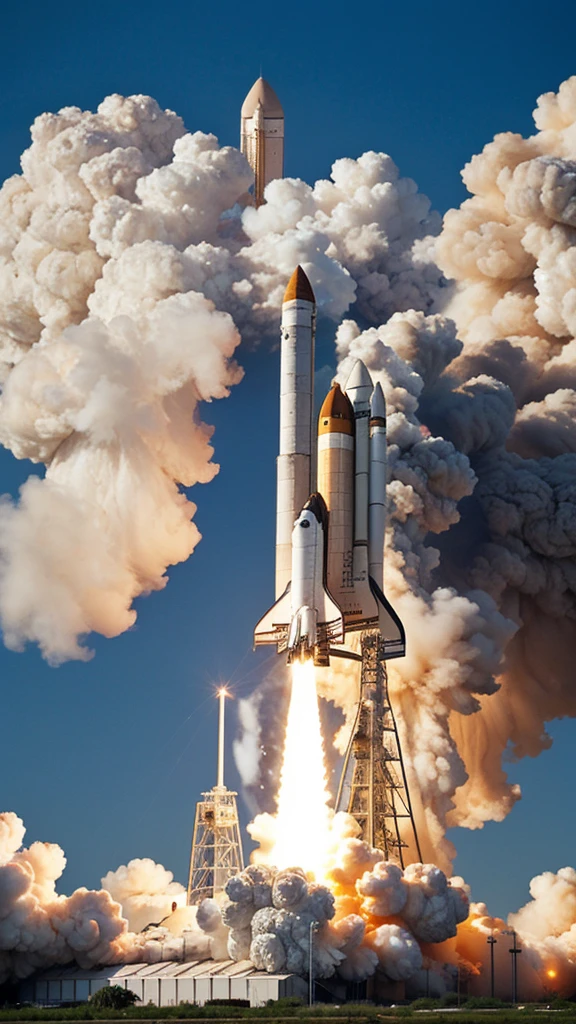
237, 76, 576, 873
4, 76, 576, 996
208, 830, 468, 983
101, 858, 185, 933
455, 867, 576, 999
0, 809, 466, 988
0, 94, 440, 664
0, 810, 131, 983
0, 811, 223, 984
0, 98, 248, 664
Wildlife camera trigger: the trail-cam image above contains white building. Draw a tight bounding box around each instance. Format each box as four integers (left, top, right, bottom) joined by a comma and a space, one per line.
19, 960, 308, 1008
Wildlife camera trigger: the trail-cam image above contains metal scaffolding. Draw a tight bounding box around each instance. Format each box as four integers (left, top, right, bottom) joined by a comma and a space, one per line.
187, 690, 244, 904
336, 632, 422, 867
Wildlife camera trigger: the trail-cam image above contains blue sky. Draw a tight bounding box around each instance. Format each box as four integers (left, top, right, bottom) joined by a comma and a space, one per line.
0, 0, 575, 918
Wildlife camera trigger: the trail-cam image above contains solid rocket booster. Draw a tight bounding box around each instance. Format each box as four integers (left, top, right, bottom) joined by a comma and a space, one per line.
275, 267, 316, 598
254, 494, 344, 664
317, 383, 355, 610
368, 382, 387, 591
345, 359, 374, 589
240, 78, 284, 207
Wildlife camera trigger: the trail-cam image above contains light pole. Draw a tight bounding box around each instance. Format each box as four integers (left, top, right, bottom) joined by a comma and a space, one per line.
309, 922, 315, 1007
503, 930, 522, 1004
487, 933, 497, 998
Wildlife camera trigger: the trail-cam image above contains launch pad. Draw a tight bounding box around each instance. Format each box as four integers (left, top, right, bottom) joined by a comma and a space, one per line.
336, 632, 422, 866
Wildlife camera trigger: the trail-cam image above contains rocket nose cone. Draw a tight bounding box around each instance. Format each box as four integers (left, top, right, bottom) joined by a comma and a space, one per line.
303, 492, 328, 528
370, 381, 386, 419
241, 77, 284, 118
283, 266, 316, 304
345, 359, 373, 394
318, 382, 354, 433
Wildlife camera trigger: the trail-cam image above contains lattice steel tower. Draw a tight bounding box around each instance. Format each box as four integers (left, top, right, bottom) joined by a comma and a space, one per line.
336, 632, 422, 867
187, 689, 244, 904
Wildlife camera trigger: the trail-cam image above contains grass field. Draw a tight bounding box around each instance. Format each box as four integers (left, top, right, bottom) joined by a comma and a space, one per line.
0, 1001, 575, 1022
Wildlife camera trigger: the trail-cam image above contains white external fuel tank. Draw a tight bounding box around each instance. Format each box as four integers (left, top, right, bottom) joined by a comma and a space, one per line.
275, 267, 316, 598
317, 383, 355, 611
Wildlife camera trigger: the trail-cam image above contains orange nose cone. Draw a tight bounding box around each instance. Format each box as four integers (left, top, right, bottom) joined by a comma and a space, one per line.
283, 266, 316, 304
318, 383, 354, 435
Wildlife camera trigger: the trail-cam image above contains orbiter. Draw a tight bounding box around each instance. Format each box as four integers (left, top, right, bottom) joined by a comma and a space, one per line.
254, 267, 405, 666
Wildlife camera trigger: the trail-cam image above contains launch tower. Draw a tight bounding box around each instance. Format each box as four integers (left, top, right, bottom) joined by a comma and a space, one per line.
241, 77, 284, 206
187, 689, 244, 904
336, 633, 422, 867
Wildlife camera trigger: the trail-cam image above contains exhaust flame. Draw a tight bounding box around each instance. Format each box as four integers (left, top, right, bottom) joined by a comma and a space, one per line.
270, 659, 332, 878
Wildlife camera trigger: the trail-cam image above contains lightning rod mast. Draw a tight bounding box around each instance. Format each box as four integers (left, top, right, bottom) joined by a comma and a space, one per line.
187, 688, 244, 904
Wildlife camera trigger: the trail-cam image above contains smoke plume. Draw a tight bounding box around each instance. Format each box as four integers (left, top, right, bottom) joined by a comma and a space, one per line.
4, 76, 576, 999
0, 811, 225, 984
101, 859, 185, 933
0, 94, 440, 663
235, 77, 576, 873
211, 830, 469, 983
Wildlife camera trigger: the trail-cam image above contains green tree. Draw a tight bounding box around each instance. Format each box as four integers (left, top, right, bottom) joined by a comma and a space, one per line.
89, 985, 139, 1010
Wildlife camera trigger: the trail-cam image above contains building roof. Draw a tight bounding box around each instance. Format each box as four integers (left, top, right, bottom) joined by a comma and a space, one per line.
241, 78, 284, 118
26, 960, 296, 982
283, 265, 315, 304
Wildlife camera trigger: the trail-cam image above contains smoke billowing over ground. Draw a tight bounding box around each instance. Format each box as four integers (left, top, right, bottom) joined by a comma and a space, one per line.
3, 810, 576, 997
2, 77, 576, 995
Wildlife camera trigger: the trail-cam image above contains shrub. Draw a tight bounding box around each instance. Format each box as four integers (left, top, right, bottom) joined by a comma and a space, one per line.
439, 993, 459, 1007
204, 999, 250, 1007
463, 995, 509, 1008
89, 986, 139, 1010
409, 997, 440, 1009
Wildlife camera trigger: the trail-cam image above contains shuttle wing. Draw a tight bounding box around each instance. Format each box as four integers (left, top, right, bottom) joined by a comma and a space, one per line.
254, 585, 291, 647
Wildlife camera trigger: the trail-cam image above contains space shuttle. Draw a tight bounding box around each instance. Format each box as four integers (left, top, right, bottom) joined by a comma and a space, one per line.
254, 267, 406, 666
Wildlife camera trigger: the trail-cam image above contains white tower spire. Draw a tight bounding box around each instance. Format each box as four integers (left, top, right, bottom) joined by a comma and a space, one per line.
217, 687, 227, 789
187, 689, 244, 904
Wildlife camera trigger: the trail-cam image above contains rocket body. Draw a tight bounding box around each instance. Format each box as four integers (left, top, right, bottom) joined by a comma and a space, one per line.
369, 383, 387, 591
317, 383, 354, 611
275, 268, 316, 597
255, 267, 406, 665
240, 78, 284, 207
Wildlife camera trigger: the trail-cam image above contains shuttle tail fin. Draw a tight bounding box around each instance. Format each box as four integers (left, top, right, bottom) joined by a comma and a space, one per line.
369, 577, 406, 659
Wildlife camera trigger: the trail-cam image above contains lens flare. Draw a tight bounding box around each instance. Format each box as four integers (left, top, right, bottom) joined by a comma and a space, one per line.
270, 658, 332, 878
